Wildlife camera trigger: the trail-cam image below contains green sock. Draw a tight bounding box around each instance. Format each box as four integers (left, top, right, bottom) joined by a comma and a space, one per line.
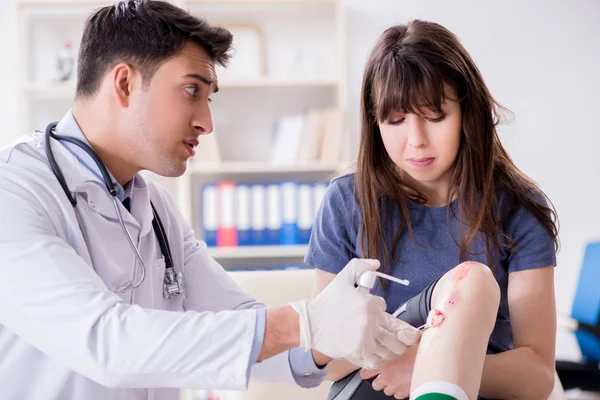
411, 381, 468, 400
414, 393, 458, 400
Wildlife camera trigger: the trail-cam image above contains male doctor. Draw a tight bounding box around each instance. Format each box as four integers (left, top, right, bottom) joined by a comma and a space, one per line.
0, 1, 419, 399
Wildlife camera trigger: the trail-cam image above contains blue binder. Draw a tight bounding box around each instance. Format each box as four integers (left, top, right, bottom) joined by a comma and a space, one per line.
265, 183, 282, 245
281, 181, 299, 245
250, 183, 267, 246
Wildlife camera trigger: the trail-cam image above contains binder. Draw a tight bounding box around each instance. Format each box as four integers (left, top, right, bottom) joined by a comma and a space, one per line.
201, 184, 218, 247
297, 183, 313, 244
281, 181, 299, 245
266, 183, 282, 245
250, 184, 267, 246
236, 184, 252, 246
217, 181, 237, 247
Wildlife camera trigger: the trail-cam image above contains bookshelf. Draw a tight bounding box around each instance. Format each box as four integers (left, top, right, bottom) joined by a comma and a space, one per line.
16, 0, 349, 267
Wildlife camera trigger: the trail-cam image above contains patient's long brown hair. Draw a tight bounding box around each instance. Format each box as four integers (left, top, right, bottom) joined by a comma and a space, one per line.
357, 20, 559, 275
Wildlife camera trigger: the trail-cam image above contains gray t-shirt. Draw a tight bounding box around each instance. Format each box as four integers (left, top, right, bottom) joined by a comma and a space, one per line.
305, 173, 556, 354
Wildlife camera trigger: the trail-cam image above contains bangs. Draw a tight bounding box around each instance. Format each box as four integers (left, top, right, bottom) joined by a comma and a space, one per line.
373, 53, 449, 122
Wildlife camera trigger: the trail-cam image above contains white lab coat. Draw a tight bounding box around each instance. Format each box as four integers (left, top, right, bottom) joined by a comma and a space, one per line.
0, 132, 300, 400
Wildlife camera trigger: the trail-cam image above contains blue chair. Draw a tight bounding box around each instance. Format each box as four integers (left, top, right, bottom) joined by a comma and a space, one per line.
556, 241, 600, 391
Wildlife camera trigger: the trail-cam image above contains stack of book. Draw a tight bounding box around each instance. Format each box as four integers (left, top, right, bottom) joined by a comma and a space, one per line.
271, 107, 343, 165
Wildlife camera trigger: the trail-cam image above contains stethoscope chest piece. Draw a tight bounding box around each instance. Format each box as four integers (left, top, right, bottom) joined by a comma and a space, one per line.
163, 267, 184, 299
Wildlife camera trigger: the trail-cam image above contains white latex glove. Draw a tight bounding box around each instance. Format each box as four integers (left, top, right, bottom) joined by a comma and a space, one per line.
345, 312, 421, 369
384, 313, 421, 347
290, 258, 386, 362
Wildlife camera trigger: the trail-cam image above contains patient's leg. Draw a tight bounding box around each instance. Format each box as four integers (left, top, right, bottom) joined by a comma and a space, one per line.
410, 261, 500, 399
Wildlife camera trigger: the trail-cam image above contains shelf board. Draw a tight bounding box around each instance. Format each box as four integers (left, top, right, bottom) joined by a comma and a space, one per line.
188, 161, 345, 174
17, 0, 114, 8
188, 0, 335, 4
218, 77, 338, 88
207, 245, 308, 259
17, 0, 337, 8
21, 77, 338, 98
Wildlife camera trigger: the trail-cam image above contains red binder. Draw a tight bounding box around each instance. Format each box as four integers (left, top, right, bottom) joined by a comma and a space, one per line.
217, 181, 238, 247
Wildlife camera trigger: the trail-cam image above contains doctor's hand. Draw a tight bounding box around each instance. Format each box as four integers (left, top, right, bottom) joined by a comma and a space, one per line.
346, 312, 421, 370
380, 313, 421, 354
291, 259, 392, 367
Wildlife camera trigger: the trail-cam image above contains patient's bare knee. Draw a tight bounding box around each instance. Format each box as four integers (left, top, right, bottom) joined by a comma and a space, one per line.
429, 261, 500, 327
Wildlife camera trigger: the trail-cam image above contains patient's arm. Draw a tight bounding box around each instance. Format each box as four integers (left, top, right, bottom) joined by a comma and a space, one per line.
325, 359, 360, 382
478, 266, 556, 400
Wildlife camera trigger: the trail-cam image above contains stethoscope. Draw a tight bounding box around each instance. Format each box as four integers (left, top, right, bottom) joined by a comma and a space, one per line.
44, 122, 183, 299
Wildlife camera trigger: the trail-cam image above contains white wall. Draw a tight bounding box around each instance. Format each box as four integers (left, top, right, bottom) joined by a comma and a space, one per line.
342, 0, 600, 320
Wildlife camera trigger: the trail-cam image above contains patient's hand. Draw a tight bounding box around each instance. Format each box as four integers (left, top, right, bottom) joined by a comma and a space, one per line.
360, 344, 418, 399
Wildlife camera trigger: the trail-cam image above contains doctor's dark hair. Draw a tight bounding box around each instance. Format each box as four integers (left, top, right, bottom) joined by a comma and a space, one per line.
356, 20, 559, 275
75, 0, 233, 98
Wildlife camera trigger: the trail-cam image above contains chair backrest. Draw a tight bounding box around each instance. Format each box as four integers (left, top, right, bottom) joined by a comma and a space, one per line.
221, 268, 333, 400
227, 269, 316, 307
572, 242, 600, 363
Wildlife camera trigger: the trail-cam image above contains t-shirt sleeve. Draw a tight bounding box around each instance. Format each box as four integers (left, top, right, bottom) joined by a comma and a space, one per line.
304, 177, 359, 274
504, 194, 557, 273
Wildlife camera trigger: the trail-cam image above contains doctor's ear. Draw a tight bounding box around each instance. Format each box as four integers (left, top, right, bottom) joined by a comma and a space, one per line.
111, 63, 140, 107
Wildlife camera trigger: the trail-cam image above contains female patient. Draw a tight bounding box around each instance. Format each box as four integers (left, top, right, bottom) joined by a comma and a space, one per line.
308, 20, 559, 399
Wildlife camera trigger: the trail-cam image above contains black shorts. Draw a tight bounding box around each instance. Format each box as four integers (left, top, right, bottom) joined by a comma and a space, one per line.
327, 277, 441, 400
